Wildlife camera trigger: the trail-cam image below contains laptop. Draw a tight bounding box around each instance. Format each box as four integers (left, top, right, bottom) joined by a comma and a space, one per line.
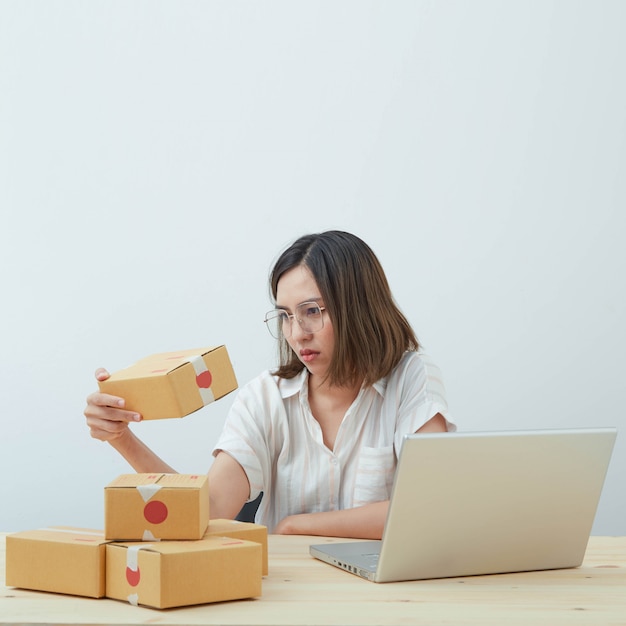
310, 428, 617, 582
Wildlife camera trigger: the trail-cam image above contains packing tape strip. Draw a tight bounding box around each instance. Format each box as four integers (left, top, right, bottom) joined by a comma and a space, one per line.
136, 483, 162, 502
142, 530, 160, 541
126, 544, 153, 606
186, 355, 215, 405
126, 544, 152, 572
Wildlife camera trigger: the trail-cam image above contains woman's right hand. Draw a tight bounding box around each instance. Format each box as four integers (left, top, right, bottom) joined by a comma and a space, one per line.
84, 368, 142, 443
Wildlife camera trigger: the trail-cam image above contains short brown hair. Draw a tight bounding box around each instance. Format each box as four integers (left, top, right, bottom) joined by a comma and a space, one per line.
269, 230, 419, 387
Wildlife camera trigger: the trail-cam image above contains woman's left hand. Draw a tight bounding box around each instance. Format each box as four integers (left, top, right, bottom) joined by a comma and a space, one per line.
274, 515, 304, 535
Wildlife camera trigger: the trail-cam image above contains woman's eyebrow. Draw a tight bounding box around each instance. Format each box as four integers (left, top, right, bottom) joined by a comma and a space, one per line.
275, 297, 323, 311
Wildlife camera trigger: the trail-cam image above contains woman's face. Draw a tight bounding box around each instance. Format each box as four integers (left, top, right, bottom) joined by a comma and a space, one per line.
275, 265, 335, 381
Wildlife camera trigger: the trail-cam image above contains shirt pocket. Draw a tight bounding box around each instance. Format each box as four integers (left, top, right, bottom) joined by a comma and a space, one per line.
352, 445, 395, 507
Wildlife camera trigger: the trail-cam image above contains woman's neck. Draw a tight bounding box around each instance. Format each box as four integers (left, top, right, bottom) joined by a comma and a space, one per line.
307, 374, 363, 451
307, 373, 362, 406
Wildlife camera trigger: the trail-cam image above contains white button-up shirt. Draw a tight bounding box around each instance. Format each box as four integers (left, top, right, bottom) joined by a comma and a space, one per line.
213, 351, 455, 532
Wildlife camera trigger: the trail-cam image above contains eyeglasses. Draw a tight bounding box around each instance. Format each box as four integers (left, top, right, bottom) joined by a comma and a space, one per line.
264, 301, 326, 339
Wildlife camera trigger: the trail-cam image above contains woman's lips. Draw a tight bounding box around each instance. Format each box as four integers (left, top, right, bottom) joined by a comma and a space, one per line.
299, 349, 318, 363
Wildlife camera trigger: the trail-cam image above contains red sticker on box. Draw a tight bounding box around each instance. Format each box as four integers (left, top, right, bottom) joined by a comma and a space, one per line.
187, 355, 215, 405
196, 370, 213, 389
126, 566, 141, 587
125, 544, 152, 591
144, 500, 168, 524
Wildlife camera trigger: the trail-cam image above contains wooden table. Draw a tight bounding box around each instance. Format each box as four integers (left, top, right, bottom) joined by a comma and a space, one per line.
1, 534, 625, 625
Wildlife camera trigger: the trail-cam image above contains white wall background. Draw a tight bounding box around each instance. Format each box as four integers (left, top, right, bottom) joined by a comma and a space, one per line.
1, 1, 624, 535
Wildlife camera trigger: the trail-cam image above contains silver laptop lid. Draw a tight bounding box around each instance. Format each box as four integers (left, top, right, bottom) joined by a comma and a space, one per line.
375, 428, 616, 582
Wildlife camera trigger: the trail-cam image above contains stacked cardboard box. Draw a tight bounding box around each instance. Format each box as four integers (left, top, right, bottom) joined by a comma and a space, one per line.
203, 518, 269, 575
104, 473, 210, 541
5, 527, 109, 598
6, 477, 267, 609
105, 535, 262, 609
101, 473, 267, 607
5, 347, 268, 609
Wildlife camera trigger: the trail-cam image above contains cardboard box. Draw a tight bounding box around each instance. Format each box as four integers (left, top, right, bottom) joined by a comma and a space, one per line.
105, 473, 209, 541
5, 526, 108, 598
105, 536, 263, 609
98, 346, 238, 420
204, 519, 269, 575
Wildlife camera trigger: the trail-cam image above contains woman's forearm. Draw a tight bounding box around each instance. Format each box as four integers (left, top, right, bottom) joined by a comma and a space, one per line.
108, 429, 177, 474
274, 500, 389, 539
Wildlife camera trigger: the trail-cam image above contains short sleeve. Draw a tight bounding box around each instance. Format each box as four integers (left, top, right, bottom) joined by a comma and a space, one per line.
392, 353, 456, 454
212, 371, 283, 502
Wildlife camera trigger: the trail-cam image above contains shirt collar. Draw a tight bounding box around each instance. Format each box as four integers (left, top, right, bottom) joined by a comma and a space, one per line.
372, 377, 387, 396
278, 368, 308, 399
278, 368, 388, 398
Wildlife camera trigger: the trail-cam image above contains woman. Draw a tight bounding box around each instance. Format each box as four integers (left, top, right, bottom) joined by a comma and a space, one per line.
85, 230, 455, 538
